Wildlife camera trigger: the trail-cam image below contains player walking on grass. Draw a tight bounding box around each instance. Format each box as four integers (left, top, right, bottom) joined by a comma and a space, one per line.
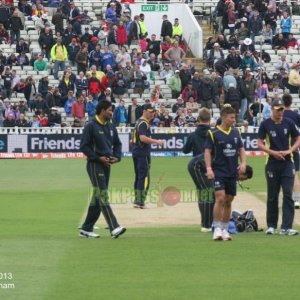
257, 99, 300, 236
282, 93, 300, 209
79, 101, 126, 238
204, 106, 246, 241
131, 104, 164, 209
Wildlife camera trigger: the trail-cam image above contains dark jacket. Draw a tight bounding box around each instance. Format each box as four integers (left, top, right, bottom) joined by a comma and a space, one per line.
38, 79, 49, 98
38, 32, 54, 51
147, 40, 161, 57
161, 20, 173, 38
16, 42, 29, 54
9, 16, 23, 31
80, 118, 122, 162
127, 104, 143, 125
67, 43, 80, 62
183, 125, 210, 156
226, 54, 242, 69
48, 113, 62, 127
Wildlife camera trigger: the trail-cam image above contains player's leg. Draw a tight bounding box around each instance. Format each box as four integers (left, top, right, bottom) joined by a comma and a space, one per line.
265, 163, 281, 233
281, 162, 297, 234
188, 160, 214, 230
292, 151, 300, 209
96, 165, 121, 233
134, 156, 149, 208
80, 162, 102, 237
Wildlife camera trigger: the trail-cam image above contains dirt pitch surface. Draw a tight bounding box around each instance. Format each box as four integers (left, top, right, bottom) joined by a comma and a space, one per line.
95, 192, 300, 228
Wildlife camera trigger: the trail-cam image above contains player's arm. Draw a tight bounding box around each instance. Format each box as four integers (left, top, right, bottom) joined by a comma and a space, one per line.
140, 135, 164, 146
80, 123, 99, 161
204, 148, 214, 179
282, 122, 300, 156
111, 126, 122, 164
257, 123, 285, 160
238, 147, 247, 174
182, 135, 193, 154
138, 122, 164, 146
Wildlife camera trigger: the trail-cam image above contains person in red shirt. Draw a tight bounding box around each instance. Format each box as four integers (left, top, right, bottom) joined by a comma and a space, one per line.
71, 93, 86, 126
116, 20, 127, 47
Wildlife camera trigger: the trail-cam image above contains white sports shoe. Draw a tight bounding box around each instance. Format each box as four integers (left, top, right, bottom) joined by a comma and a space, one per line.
111, 226, 126, 239
201, 227, 212, 233
213, 227, 223, 241
280, 229, 299, 236
266, 227, 275, 235
79, 230, 100, 238
295, 200, 300, 209
222, 229, 233, 241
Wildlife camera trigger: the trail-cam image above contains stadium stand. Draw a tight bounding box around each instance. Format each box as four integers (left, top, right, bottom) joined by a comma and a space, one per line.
0, 0, 300, 130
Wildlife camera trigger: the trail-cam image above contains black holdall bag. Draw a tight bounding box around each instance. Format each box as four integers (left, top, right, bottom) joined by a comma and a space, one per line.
231, 209, 260, 232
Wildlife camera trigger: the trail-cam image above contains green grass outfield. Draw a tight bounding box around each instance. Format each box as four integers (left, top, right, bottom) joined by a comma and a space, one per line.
0, 157, 299, 300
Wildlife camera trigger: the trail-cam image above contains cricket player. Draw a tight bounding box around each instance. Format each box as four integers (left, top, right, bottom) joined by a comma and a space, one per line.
79, 100, 126, 238
258, 99, 300, 235
204, 105, 246, 241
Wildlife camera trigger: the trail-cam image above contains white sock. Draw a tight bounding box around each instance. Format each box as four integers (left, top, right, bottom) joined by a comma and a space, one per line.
214, 221, 222, 229
293, 192, 300, 202
221, 222, 228, 230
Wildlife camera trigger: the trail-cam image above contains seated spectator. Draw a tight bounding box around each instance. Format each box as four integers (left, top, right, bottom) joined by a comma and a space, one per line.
7, 53, 19, 67
203, 36, 214, 60
18, 99, 28, 114
18, 0, 32, 16
262, 97, 272, 120
131, 65, 147, 97
14, 79, 26, 94
174, 108, 186, 127
240, 38, 255, 55
32, 94, 48, 115
48, 107, 62, 127
16, 38, 29, 54
273, 33, 287, 51
139, 59, 151, 80
237, 21, 250, 42
182, 82, 198, 103
150, 84, 162, 104
147, 34, 161, 58
113, 72, 126, 99
185, 96, 199, 113
255, 80, 268, 100
0, 23, 9, 44
168, 70, 182, 99
241, 51, 257, 73
160, 109, 173, 127
247, 100, 264, 126
215, 34, 230, 50
59, 71, 75, 106
207, 43, 224, 69
38, 75, 49, 98
164, 41, 186, 66
35, 13, 51, 32
262, 24, 273, 44
38, 111, 48, 127
147, 53, 161, 72
116, 46, 131, 68
159, 63, 174, 83
16, 113, 30, 127
17, 52, 30, 68
3, 112, 16, 127
185, 109, 197, 126
226, 47, 242, 70
286, 33, 298, 50
75, 71, 88, 95
34, 54, 47, 72
31, 114, 42, 127
172, 96, 185, 113
275, 54, 290, 72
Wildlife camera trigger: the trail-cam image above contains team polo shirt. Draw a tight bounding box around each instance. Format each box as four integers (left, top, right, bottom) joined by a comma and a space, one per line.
131, 118, 151, 157
258, 117, 299, 163
283, 110, 300, 146
204, 126, 244, 178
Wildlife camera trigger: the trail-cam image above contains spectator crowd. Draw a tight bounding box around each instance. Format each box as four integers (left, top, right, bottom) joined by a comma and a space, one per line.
1, 0, 300, 128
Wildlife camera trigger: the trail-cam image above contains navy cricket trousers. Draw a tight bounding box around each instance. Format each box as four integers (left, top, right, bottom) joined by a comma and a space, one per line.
265, 161, 295, 230
81, 161, 119, 232
188, 159, 215, 228
133, 156, 151, 206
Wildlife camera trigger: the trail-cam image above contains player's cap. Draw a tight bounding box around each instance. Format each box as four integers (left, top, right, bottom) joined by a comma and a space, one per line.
271, 99, 284, 110
143, 103, 155, 112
